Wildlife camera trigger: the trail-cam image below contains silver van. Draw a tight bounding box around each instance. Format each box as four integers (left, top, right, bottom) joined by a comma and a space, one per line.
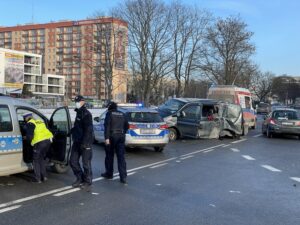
0, 96, 72, 176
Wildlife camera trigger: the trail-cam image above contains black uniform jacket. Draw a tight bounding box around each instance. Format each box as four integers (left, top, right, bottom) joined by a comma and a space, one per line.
104, 109, 129, 140
71, 105, 94, 147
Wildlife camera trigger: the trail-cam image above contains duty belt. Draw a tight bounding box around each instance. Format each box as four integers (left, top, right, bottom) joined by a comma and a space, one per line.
111, 130, 124, 134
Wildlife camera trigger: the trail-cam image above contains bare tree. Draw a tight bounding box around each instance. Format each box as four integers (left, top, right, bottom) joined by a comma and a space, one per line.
251, 71, 274, 102
169, 2, 211, 97
198, 16, 255, 86
113, 0, 173, 106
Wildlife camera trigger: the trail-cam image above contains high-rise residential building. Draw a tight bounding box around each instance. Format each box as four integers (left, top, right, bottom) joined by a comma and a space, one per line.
0, 17, 128, 102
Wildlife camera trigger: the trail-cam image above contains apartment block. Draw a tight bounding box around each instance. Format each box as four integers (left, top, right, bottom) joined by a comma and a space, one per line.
0, 18, 128, 102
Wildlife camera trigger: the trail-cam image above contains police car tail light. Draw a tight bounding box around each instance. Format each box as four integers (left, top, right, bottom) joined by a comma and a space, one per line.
129, 124, 138, 129
159, 124, 168, 129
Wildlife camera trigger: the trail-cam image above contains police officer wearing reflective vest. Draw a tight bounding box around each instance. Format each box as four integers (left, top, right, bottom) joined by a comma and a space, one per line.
101, 102, 129, 184
23, 113, 53, 183
70, 95, 94, 191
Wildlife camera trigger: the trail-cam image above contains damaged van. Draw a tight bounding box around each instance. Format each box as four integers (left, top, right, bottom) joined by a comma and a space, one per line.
158, 98, 247, 141
0, 96, 72, 176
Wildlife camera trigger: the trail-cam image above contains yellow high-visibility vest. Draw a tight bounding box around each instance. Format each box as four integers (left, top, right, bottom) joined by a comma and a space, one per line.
28, 119, 53, 146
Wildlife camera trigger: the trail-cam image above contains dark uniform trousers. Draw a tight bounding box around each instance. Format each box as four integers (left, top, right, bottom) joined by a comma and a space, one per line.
105, 134, 127, 179
70, 142, 93, 185
33, 139, 51, 181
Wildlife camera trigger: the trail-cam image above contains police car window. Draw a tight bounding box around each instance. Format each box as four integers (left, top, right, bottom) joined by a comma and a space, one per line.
0, 105, 13, 132
128, 112, 163, 123
51, 108, 68, 132
16, 109, 44, 122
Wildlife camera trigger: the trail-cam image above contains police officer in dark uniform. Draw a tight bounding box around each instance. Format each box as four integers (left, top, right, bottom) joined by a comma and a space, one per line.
70, 95, 94, 191
101, 102, 129, 184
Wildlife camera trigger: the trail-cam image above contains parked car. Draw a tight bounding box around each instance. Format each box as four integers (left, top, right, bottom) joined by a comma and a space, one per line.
93, 105, 169, 152
256, 103, 271, 114
158, 98, 246, 141
262, 108, 300, 139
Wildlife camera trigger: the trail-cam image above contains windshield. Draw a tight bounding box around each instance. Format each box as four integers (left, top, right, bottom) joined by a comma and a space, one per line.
159, 99, 185, 113
127, 112, 163, 123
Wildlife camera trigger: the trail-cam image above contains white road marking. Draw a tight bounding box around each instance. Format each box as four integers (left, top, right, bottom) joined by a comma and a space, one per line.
176, 160, 181, 163
261, 165, 281, 172
112, 172, 136, 180
156, 184, 162, 186
222, 144, 231, 148
230, 148, 240, 152
53, 188, 80, 197
0, 205, 21, 214
180, 144, 225, 157
180, 155, 194, 160
242, 155, 256, 161
209, 204, 216, 208
229, 190, 241, 194
253, 134, 262, 138
290, 177, 300, 183
127, 157, 177, 173
92, 193, 99, 195
231, 139, 247, 144
203, 149, 215, 153
150, 163, 168, 169
0, 186, 72, 209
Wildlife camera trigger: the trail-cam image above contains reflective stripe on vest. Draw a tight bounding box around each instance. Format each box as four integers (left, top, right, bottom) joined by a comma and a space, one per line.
28, 119, 53, 146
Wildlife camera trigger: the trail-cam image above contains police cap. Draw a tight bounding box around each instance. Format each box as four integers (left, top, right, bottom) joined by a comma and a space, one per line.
107, 101, 117, 111
74, 95, 85, 102
23, 112, 33, 119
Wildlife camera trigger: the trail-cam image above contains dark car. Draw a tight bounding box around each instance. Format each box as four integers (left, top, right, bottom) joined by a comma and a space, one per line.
159, 98, 246, 141
262, 108, 300, 139
256, 103, 271, 114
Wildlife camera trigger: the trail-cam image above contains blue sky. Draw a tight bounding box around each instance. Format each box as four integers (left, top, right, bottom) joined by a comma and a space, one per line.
0, 0, 299, 75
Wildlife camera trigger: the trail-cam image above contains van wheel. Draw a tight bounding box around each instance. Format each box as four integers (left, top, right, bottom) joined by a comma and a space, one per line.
168, 128, 178, 141
52, 163, 69, 174
154, 147, 164, 152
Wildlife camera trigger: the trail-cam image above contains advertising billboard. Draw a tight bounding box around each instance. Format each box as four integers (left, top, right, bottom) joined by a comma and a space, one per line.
4, 52, 24, 88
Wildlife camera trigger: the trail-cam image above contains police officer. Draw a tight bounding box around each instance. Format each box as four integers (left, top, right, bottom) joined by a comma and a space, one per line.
70, 95, 94, 191
101, 102, 129, 184
23, 113, 53, 183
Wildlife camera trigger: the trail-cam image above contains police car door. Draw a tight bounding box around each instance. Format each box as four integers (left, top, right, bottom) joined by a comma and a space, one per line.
177, 104, 201, 138
49, 107, 71, 165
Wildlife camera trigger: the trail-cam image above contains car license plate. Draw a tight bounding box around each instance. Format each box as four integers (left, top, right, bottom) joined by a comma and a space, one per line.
282, 122, 293, 126
140, 129, 156, 134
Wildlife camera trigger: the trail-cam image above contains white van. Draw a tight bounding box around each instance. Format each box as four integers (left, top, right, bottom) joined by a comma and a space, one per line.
0, 96, 72, 176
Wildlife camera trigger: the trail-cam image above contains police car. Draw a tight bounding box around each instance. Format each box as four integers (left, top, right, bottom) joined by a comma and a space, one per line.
93, 104, 169, 152
0, 95, 72, 176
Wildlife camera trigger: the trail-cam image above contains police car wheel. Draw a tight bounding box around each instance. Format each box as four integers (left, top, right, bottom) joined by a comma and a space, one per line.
52, 163, 69, 174
154, 147, 164, 152
168, 128, 177, 141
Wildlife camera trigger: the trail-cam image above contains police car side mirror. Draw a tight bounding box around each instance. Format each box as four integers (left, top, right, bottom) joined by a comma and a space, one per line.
94, 117, 100, 122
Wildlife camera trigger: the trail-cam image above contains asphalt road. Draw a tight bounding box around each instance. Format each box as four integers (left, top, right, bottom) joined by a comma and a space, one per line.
1, 117, 300, 225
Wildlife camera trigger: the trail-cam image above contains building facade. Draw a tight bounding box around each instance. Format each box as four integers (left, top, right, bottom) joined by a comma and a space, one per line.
0, 48, 64, 97
0, 18, 128, 102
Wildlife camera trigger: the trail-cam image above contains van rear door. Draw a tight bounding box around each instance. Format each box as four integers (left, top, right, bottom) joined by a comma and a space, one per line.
48, 107, 71, 165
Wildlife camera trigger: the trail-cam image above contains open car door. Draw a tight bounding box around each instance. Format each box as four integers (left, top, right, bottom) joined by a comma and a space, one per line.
48, 107, 72, 168
177, 104, 201, 138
